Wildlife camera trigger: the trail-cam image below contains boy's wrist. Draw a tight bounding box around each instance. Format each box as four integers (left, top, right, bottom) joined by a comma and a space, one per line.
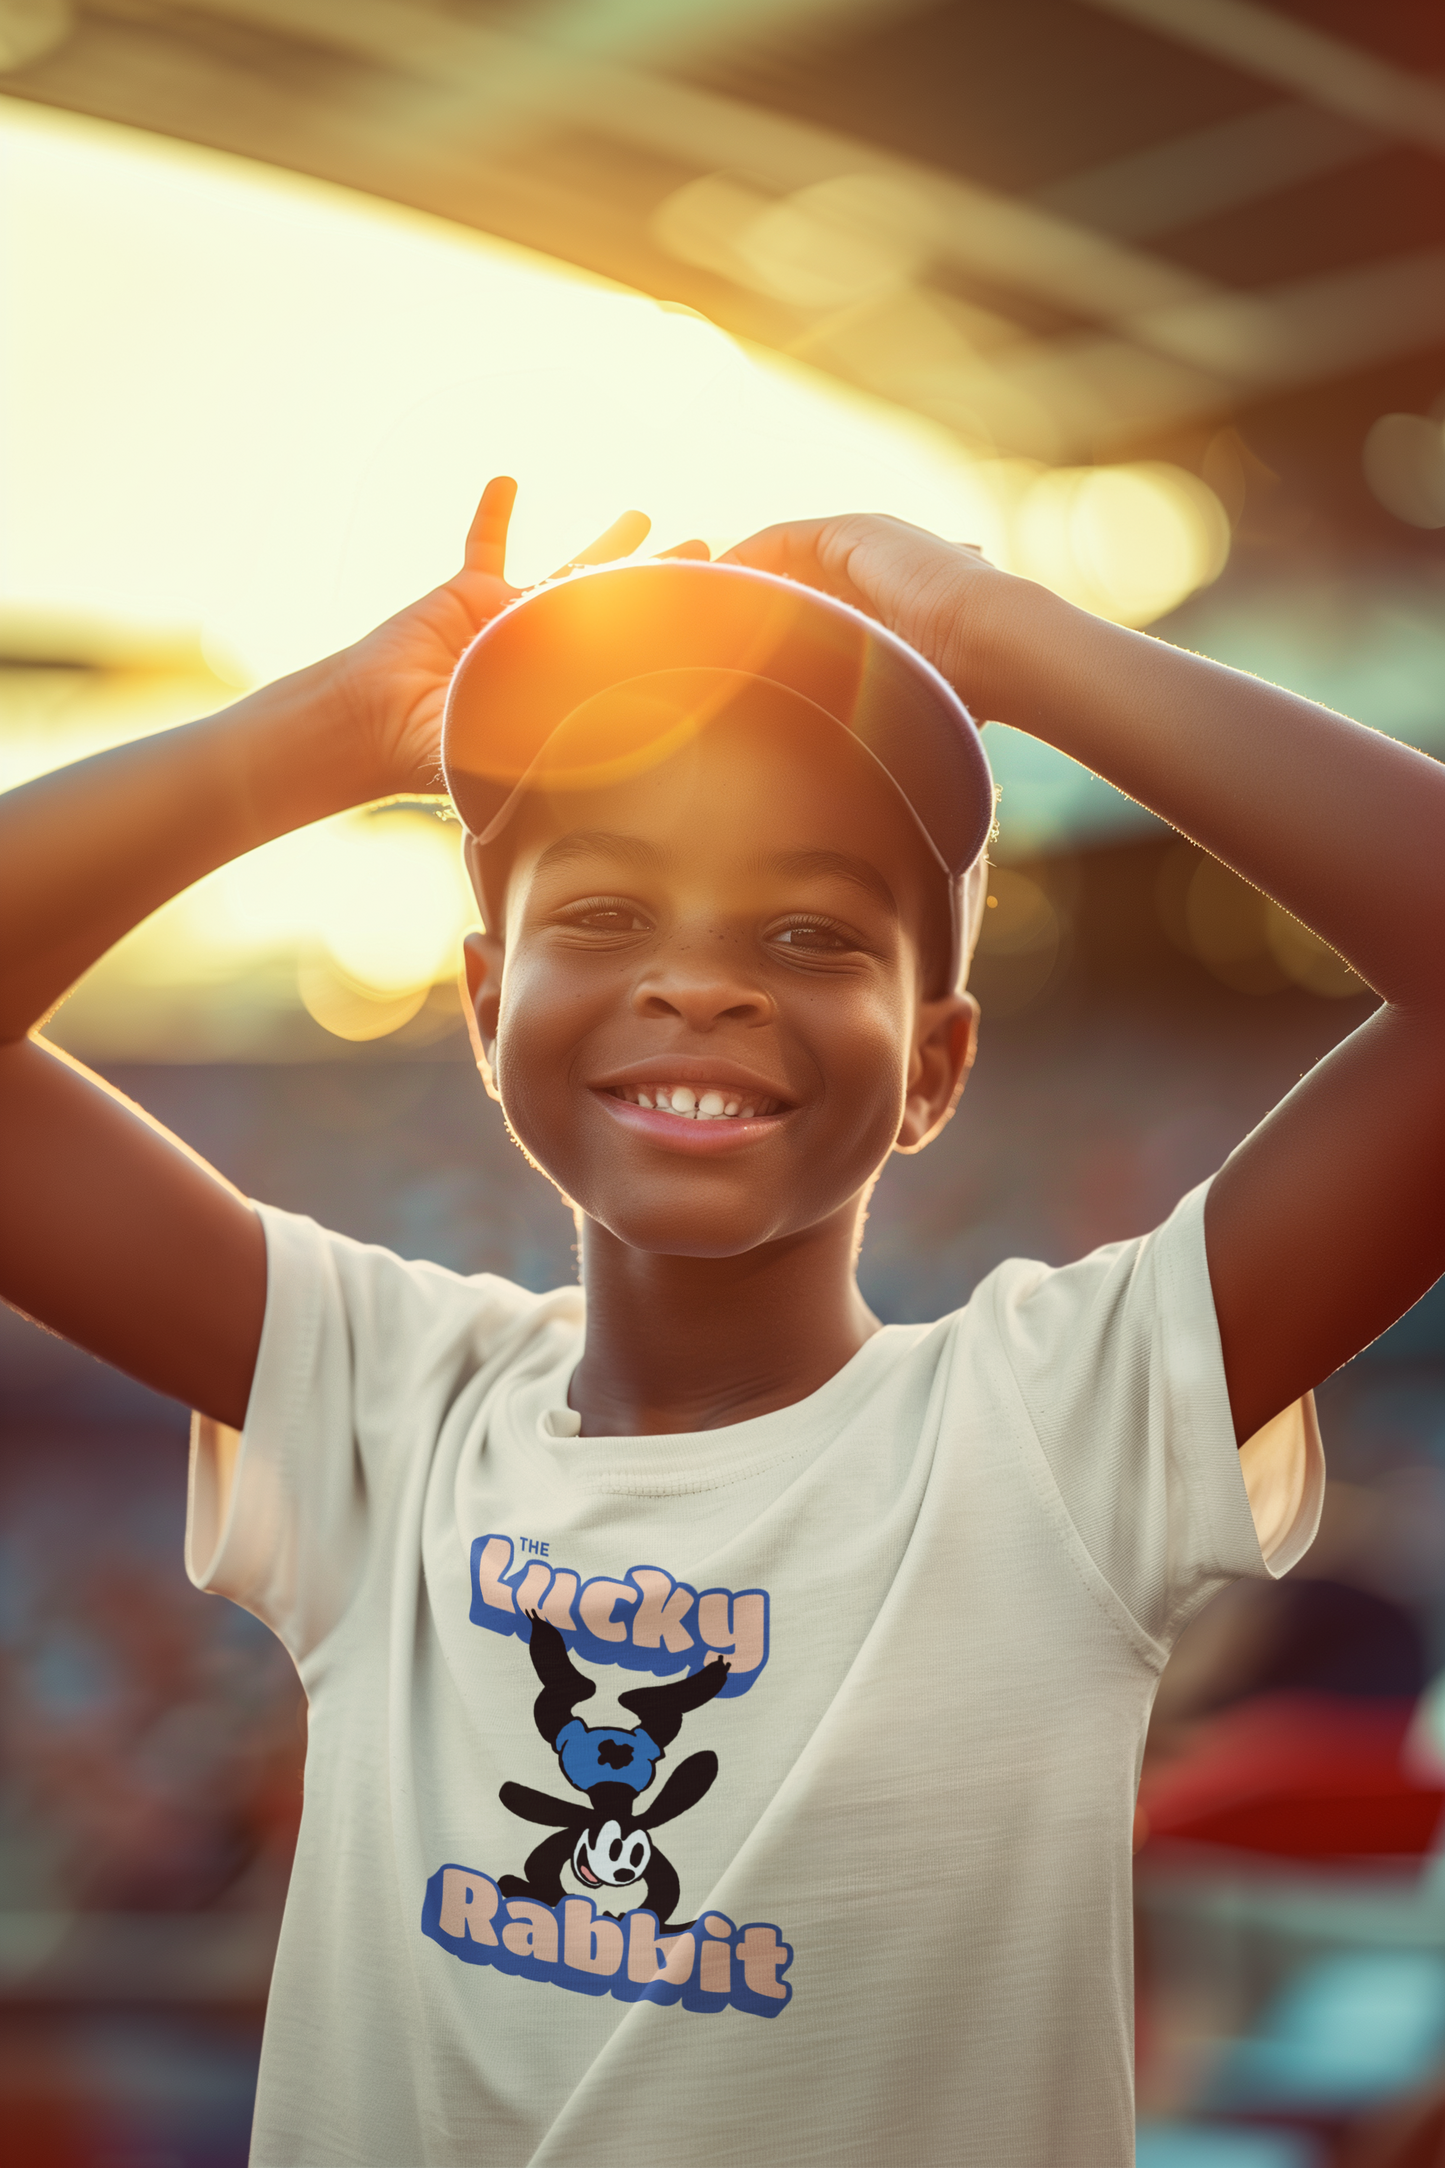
929, 563, 1064, 728
223, 653, 400, 835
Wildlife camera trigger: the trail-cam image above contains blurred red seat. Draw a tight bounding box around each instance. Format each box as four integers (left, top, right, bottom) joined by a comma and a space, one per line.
1138, 1692, 1445, 1861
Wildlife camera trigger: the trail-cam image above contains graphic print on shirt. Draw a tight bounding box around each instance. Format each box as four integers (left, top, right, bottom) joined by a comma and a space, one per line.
464, 1531, 771, 1696
421, 1538, 792, 2017
498, 1612, 727, 1932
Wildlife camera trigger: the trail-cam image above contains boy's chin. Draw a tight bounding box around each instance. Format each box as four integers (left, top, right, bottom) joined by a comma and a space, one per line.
521, 1135, 888, 1264
581, 1197, 801, 1261
563, 1167, 849, 1261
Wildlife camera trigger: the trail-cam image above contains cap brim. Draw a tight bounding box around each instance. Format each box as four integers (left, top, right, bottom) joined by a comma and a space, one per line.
442, 558, 994, 984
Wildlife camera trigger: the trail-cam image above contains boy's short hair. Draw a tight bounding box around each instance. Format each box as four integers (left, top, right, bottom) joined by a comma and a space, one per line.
443, 560, 994, 992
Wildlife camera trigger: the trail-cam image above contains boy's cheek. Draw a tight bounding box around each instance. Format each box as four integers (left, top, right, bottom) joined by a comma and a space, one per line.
495, 960, 614, 1080
491, 1059, 583, 1186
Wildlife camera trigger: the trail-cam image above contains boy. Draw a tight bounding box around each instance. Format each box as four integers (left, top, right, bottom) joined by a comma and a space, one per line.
2, 474, 1442, 2167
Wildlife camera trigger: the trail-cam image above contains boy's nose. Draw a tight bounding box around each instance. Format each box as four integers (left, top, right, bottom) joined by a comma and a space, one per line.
631, 942, 776, 1031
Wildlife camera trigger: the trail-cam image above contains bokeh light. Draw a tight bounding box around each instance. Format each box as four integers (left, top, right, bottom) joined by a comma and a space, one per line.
654, 170, 938, 311
1363, 410, 1445, 530
1264, 902, 1365, 1000
305, 817, 470, 996
151, 809, 474, 993
1156, 843, 1365, 1001
1010, 462, 1231, 628
970, 866, 1063, 1015
296, 962, 433, 1044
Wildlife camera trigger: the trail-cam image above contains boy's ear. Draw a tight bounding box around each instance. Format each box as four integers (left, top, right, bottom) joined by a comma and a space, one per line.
895, 992, 979, 1156
461, 929, 506, 1099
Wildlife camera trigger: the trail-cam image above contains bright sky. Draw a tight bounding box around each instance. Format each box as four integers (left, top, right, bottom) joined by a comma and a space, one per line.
0, 95, 1232, 1051
0, 97, 982, 682
0, 95, 1226, 682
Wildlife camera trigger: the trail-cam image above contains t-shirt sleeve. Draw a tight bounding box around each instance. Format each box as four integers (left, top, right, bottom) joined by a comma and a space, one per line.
184, 1203, 550, 1661
988, 1179, 1324, 1647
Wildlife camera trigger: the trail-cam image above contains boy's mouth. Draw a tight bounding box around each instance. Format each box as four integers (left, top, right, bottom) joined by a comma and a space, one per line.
590, 1064, 795, 1151
606, 1084, 781, 1121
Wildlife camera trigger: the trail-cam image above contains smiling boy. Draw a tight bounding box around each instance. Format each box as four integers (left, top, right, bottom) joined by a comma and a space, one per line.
3, 476, 1444, 2168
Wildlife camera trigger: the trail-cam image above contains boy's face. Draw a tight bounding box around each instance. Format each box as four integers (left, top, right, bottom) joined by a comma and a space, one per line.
465, 703, 976, 1260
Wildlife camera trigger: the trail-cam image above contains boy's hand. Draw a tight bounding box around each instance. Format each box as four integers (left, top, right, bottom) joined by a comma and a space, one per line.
722, 515, 1012, 713
335, 477, 707, 797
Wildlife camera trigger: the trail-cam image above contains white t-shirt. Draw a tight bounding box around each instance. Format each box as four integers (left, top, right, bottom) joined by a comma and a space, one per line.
187, 1181, 1322, 2168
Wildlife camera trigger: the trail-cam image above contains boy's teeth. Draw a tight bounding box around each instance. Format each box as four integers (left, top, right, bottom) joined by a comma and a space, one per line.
622, 1086, 771, 1119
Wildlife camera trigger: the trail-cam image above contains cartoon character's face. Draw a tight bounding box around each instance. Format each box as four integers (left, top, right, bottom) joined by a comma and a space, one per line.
572, 1819, 652, 1889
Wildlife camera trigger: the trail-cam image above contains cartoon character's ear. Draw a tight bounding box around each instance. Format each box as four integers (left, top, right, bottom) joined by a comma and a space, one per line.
618, 1656, 730, 1748
500, 1781, 589, 1829
636, 1750, 719, 1830
524, 1612, 596, 1744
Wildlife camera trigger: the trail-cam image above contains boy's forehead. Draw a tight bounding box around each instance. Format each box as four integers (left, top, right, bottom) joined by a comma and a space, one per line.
507, 695, 931, 895
481, 709, 952, 992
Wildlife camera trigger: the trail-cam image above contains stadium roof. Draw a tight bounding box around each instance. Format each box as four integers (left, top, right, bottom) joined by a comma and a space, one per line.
3, 0, 1443, 521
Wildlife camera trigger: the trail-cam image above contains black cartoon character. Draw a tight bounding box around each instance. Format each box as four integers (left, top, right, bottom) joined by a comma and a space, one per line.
499, 1613, 729, 1931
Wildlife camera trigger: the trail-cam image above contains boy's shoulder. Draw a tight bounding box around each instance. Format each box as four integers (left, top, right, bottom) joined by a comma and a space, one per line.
253, 1197, 583, 1364
968, 1185, 1209, 1346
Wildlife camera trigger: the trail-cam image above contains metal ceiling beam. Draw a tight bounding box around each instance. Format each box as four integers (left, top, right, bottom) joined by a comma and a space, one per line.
1032, 98, 1385, 240
1082, 0, 1445, 156
176, 0, 1445, 440
180, 0, 1219, 322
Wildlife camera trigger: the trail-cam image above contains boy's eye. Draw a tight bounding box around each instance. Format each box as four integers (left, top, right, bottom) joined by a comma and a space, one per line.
562, 899, 651, 934
770, 919, 855, 954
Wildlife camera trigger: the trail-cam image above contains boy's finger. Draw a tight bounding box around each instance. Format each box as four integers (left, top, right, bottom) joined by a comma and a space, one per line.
550, 509, 650, 578
463, 477, 519, 580
656, 539, 711, 561
719, 520, 823, 573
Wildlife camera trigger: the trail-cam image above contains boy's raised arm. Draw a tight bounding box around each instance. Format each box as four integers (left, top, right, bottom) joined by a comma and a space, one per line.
0, 650, 408, 1429
0, 481, 652, 1428
725, 515, 1445, 1445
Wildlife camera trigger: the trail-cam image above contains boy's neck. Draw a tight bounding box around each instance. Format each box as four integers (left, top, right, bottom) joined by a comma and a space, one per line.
569, 1206, 880, 1437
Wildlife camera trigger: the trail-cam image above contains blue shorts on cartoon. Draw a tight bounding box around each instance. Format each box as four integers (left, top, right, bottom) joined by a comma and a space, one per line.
469, 1534, 769, 1697
421, 1865, 793, 2018
554, 1718, 660, 1795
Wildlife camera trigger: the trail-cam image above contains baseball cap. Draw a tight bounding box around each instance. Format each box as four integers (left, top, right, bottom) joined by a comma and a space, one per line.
441, 558, 994, 989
